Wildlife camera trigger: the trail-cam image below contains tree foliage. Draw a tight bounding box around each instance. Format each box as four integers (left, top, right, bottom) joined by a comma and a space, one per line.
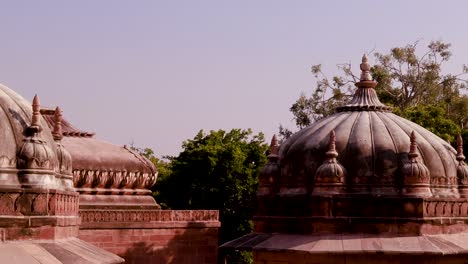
285, 41, 468, 143
150, 129, 268, 264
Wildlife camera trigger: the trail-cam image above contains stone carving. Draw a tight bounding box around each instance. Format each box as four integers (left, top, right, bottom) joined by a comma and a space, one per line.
73, 168, 157, 194
423, 200, 468, 217
457, 134, 468, 198
32, 193, 48, 215
0, 194, 16, 214
48, 193, 79, 216
0, 156, 16, 168
53, 107, 73, 175
80, 209, 219, 223
313, 130, 346, 195
258, 135, 280, 196
336, 54, 393, 112
401, 132, 431, 197
17, 95, 55, 171
0, 191, 78, 217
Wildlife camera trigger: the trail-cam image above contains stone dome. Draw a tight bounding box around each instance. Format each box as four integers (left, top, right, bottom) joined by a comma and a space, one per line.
254, 55, 468, 236
223, 54, 468, 263
278, 54, 459, 198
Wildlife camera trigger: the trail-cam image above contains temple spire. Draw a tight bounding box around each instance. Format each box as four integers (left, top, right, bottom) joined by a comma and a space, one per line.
360, 54, 372, 81
409, 131, 418, 159
326, 130, 338, 158
52, 106, 63, 141
29, 94, 42, 133
457, 134, 466, 162
269, 134, 279, 156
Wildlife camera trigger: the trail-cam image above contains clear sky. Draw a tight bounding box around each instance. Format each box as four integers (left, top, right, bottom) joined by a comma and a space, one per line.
1, 0, 467, 157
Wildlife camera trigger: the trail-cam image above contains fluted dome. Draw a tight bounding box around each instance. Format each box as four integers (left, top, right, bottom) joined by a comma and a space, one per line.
278, 55, 459, 198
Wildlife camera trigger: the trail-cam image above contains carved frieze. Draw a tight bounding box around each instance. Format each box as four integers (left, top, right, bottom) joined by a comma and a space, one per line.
80, 209, 219, 223
73, 168, 157, 194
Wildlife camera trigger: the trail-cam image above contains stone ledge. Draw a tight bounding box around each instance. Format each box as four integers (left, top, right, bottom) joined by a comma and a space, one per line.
80, 221, 221, 229
79, 209, 220, 229
221, 232, 468, 255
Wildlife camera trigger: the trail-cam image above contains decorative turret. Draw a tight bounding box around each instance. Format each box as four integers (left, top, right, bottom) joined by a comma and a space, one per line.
17, 95, 55, 188
313, 130, 346, 194
457, 134, 468, 198
258, 135, 280, 196
401, 131, 431, 197
53, 106, 63, 140
53, 107, 73, 190
29, 94, 43, 133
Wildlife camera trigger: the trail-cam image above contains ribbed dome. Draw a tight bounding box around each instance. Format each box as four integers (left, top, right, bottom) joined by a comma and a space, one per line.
278, 55, 459, 198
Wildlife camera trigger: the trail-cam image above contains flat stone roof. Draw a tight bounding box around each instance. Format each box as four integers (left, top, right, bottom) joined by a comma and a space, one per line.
220, 232, 468, 256
0, 238, 123, 264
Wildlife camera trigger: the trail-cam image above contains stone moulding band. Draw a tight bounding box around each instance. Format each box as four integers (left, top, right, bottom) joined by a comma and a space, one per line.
73, 169, 157, 191
80, 209, 219, 223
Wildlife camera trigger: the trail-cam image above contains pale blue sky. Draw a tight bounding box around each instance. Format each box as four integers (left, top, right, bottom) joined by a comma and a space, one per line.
1, 0, 467, 156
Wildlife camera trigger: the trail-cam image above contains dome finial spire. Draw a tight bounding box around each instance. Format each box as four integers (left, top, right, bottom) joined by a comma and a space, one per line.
326, 130, 338, 158
360, 53, 372, 81
409, 131, 418, 158
52, 106, 63, 141
29, 94, 42, 133
457, 134, 465, 162
270, 134, 279, 156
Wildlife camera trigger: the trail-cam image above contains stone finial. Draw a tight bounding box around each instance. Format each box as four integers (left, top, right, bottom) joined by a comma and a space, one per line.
314, 130, 346, 194
402, 131, 431, 197
409, 131, 418, 159
360, 54, 372, 81
326, 130, 338, 158
457, 134, 468, 197
270, 134, 279, 156
258, 135, 281, 196
30, 94, 42, 133
52, 106, 63, 141
457, 134, 465, 162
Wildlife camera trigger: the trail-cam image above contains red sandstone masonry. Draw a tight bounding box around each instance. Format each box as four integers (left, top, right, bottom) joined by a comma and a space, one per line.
78, 209, 220, 264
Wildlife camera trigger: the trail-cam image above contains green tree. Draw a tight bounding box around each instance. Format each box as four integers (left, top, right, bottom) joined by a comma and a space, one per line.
395, 105, 460, 142
284, 41, 468, 143
158, 129, 268, 264
136, 148, 173, 209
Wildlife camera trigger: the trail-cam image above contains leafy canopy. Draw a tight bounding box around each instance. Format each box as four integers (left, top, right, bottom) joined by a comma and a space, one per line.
285, 41, 468, 143
151, 128, 268, 263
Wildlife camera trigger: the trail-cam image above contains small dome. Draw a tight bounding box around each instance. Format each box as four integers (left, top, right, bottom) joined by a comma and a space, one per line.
0, 84, 61, 188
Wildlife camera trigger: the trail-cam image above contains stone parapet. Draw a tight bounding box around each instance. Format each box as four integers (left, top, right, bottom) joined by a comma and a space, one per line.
78, 209, 220, 264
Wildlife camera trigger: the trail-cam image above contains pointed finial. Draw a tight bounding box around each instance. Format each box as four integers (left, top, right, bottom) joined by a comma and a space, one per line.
326, 130, 338, 158
52, 106, 63, 141
30, 94, 42, 133
409, 131, 418, 159
329, 130, 336, 151
457, 134, 465, 162
270, 134, 279, 155
360, 54, 372, 81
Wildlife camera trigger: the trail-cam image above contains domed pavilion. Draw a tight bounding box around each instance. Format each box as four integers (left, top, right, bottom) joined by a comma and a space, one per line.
221, 55, 468, 263
0, 83, 220, 263
0, 85, 123, 263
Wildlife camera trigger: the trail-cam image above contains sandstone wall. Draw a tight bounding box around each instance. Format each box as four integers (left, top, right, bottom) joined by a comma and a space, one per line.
78, 209, 220, 264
